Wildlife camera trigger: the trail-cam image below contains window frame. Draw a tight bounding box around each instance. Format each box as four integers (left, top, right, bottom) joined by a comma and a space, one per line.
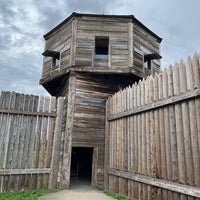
42, 50, 60, 70
144, 56, 152, 69
95, 36, 109, 59
144, 53, 162, 70
52, 53, 60, 70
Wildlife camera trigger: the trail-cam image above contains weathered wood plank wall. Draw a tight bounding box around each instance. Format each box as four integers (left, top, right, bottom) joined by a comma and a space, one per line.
40, 14, 161, 88
0, 92, 65, 192
60, 72, 140, 187
42, 19, 72, 80
105, 53, 200, 200
75, 17, 130, 69
72, 73, 121, 186
133, 23, 160, 76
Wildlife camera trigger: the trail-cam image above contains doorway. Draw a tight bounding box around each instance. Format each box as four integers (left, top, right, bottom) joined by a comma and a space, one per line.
70, 147, 93, 184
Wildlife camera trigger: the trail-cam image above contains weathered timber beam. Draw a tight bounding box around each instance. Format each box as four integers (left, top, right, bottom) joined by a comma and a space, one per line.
107, 169, 200, 198
49, 97, 65, 189
108, 88, 200, 121
0, 168, 51, 175
0, 109, 57, 117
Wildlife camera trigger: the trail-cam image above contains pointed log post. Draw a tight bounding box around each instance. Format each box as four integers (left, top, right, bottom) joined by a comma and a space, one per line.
61, 72, 76, 189
49, 97, 65, 189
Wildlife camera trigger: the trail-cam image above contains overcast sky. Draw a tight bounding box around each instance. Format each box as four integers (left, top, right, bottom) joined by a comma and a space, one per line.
1, 0, 200, 95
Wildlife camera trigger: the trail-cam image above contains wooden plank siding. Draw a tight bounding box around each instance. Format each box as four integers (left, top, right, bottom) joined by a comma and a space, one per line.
40, 13, 162, 93
41, 19, 72, 80
61, 73, 76, 189
105, 53, 200, 200
75, 17, 130, 69
53, 72, 139, 188
0, 92, 65, 192
133, 22, 161, 76
72, 73, 127, 186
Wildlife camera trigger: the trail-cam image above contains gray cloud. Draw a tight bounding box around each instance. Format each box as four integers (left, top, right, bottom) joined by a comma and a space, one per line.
0, 34, 13, 50
33, 0, 68, 32
0, 0, 15, 23
0, 0, 200, 95
65, 0, 109, 13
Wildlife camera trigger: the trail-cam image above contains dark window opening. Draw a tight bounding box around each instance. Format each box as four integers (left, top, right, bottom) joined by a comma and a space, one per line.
42, 50, 60, 70
144, 57, 151, 69
52, 54, 60, 70
70, 147, 93, 182
95, 36, 109, 59
144, 53, 162, 70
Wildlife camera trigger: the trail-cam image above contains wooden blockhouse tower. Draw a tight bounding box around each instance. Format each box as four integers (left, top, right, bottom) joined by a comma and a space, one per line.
40, 12, 162, 188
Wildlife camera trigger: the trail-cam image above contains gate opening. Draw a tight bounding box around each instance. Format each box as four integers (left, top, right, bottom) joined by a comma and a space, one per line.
70, 147, 93, 183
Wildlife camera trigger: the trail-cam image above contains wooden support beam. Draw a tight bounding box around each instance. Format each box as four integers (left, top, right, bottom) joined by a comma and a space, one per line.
49, 97, 65, 189
0, 168, 51, 175
107, 169, 200, 198
108, 88, 200, 121
104, 99, 110, 189
61, 73, 76, 189
0, 109, 57, 117
128, 21, 133, 68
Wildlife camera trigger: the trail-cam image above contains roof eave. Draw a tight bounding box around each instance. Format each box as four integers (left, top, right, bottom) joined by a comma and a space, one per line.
43, 12, 162, 43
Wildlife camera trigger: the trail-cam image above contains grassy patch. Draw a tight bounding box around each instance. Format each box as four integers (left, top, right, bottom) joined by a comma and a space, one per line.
96, 187, 133, 200
0, 189, 59, 200
104, 190, 133, 200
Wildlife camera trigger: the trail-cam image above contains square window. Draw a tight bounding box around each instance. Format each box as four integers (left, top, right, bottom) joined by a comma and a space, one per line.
52, 54, 60, 70
42, 50, 60, 70
144, 57, 151, 69
95, 36, 109, 59
144, 53, 162, 70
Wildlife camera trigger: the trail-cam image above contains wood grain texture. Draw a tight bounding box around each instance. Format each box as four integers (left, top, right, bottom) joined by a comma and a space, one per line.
40, 14, 161, 93
106, 53, 200, 200
0, 92, 63, 192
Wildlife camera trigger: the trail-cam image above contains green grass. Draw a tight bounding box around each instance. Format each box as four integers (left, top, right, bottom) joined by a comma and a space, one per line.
104, 190, 133, 200
0, 187, 133, 200
0, 189, 59, 200
96, 186, 133, 200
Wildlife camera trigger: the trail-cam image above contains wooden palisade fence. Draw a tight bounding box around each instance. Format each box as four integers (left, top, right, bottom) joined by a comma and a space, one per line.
105, 53, 200, 200
0, 92, 65, 192
0, 53, 200, 199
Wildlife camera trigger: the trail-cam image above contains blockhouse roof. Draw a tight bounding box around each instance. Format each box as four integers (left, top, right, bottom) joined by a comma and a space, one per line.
43, 12, 162, 43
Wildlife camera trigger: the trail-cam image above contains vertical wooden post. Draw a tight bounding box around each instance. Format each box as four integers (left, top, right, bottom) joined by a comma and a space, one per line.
46, 97, 56, 187
70, 19, 77, 66
128, 21, 133, 68
61, 72, 76, 189
186, 57, 200, 187
179, 60, 194, 188
1, 92, 13, 192
40, 96, 50, 188
92, 147, 98, 187
104, 98, 110, 190
49, 97, 64, 189
173, 64, 186, 186
32, 96, 44, 189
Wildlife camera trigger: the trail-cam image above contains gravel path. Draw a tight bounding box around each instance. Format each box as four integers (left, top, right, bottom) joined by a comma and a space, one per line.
38, 180, 114, 200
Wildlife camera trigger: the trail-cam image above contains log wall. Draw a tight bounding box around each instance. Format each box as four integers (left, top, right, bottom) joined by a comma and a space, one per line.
41, 19, 72, 80
75, 16, 130, 69
105, 53, 200, 200
72, 73, 137, 186
74, 16, 161, 74
133, 24, 161, 77
40, 14, 161, 89
0, 92, 65, 192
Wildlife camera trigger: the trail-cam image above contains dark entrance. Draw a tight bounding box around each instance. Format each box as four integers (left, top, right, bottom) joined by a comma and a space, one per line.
70, 147, 93, 182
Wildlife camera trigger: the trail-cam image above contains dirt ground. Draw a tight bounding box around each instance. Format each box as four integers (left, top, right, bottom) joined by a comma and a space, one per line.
38, 180, 114, 200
